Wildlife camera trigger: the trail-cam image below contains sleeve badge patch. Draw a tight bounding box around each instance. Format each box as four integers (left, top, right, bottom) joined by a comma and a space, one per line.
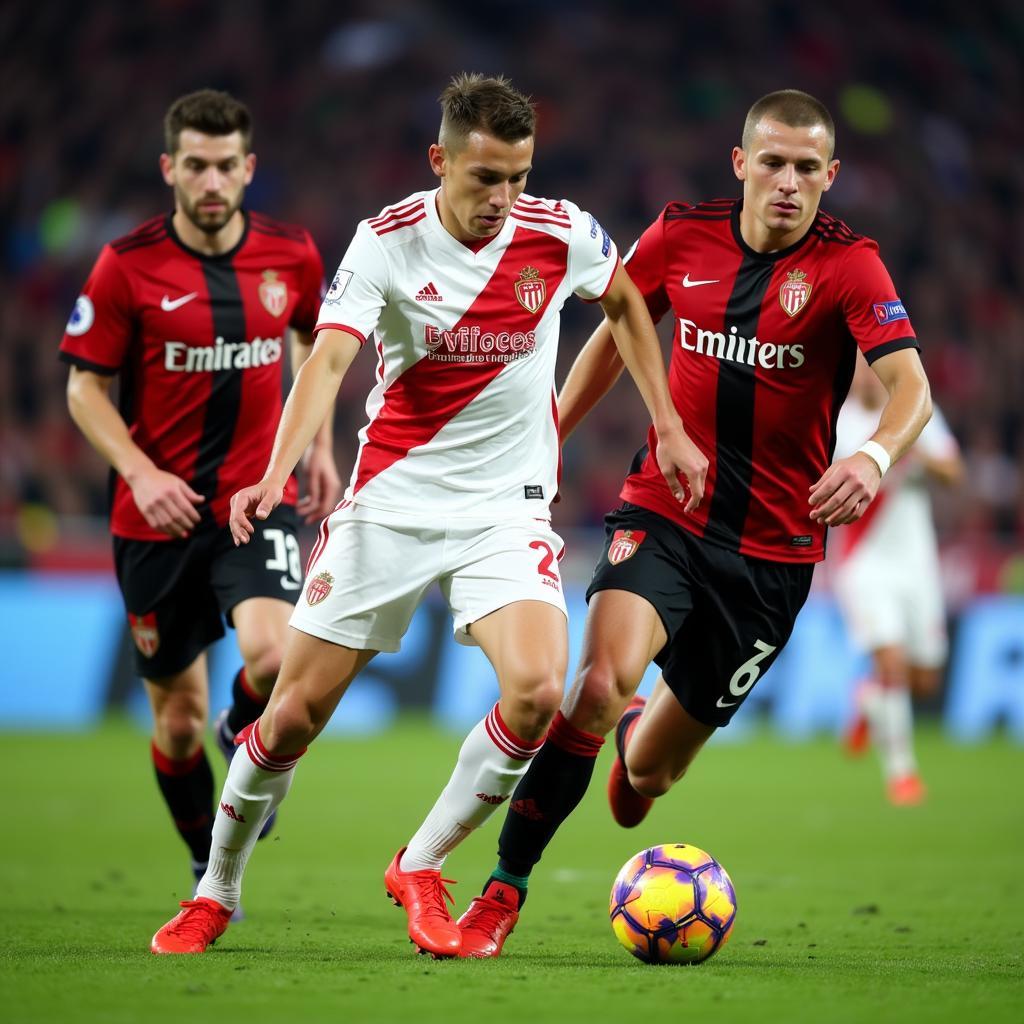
325, 269, 353, 303
65, 295, 95, 336
873, 299, 909, 325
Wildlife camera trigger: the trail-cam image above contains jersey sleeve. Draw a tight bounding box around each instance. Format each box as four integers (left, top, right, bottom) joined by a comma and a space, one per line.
620, 207, 672, 322
563, 200, 619, 302
58, 245, 135, 374
290, 230, 325, 333
838, 241, 919, 364
314, 221, 389, 345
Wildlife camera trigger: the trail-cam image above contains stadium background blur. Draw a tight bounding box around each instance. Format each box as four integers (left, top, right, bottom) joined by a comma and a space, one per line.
1, 0, 1022, 738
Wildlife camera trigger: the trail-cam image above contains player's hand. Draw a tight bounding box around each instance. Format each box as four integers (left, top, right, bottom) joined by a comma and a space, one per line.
808, 453, 881, 526
297, 445, 342, 524
229, 480, 284, 546
654, 423, 708, 514
128, 467, 204, 539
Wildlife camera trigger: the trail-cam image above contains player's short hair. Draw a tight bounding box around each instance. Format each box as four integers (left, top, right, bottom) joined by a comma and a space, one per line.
742, 89, 835, 158
438, 73, 536, 152
164, 89, 253, 154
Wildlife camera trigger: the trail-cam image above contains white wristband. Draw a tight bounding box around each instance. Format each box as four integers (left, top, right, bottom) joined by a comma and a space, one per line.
857, 440, 891, 477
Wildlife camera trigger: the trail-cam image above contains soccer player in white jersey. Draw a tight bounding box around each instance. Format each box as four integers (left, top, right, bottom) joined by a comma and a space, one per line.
150, 73, 707, 955
832, 356, 962, 805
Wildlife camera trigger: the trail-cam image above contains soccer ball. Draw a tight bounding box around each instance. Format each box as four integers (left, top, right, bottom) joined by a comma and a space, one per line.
609, 843, 737, 964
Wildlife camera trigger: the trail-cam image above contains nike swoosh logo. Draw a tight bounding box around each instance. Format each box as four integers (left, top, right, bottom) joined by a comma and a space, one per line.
280, 576, 302, 591
716, 697, 737, 709
160, 292, 199, 312
682, 274, 719, 288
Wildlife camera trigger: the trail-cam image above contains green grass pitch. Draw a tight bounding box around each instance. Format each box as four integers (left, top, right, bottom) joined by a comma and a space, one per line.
3, 719, 1022, 1023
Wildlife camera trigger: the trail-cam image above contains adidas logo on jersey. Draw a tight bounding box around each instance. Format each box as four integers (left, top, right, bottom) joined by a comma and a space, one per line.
415, 282, 443, 302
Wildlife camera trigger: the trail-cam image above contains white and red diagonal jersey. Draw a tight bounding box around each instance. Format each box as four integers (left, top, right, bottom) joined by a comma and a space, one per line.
833, 398, 959, 563
316, 189, 618, 516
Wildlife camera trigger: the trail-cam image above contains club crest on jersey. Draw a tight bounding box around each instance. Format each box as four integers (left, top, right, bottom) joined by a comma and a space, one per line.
779, 269, 812, 317
305, 570, 334, 607
515, 266, 546, 314
128, 612, 160, 658
258, 270, 288, 317
608, 529, 647, 565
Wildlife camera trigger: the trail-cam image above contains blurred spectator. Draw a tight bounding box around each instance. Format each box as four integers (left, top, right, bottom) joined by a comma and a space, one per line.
2, 0, 1021, 569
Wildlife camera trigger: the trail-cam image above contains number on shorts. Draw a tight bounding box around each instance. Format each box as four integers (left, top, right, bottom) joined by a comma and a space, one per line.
529, 540, 559, 581
727, 639, 777, 699
264, 528, 302, 582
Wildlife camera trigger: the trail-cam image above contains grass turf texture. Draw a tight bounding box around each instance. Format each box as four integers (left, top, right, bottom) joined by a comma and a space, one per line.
3, 719, 1022, 1024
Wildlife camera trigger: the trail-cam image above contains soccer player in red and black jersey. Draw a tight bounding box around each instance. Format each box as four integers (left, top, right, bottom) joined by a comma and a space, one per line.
456, 90, 933, 957
58, 90, 339, 901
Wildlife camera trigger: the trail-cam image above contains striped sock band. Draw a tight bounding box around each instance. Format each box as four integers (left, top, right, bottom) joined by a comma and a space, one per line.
237, 720, 306, 772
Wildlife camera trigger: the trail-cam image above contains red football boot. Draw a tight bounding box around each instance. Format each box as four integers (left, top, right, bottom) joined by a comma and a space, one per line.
843, 712, 871, 757
384, 847, 461, 957
887, 773, 927, 806
150, 896, 233, 954
457, 880, 520, 958
608, 696, 654, 828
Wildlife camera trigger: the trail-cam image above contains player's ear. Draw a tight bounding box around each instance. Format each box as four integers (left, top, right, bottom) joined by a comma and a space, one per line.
731, 146, 746, 182
822, 158, 840, 192
243, 152, 256, 185
159, 153, 175, 186
428, 143, 446, 180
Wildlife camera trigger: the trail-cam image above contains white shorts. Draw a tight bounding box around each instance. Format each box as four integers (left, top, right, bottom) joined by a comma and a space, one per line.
290, 502, 567, 653
832, 551, 947, 667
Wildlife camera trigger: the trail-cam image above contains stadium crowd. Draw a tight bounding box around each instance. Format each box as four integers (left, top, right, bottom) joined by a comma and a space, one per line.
2, 0, 1021, 571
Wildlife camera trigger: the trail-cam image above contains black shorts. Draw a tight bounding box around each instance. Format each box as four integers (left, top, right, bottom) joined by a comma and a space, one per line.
113, 504, 302, 679
586, 503, 814, 728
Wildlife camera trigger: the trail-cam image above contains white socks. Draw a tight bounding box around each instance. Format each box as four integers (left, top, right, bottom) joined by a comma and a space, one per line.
401, 704, 542, 872
878, 687, 917, 779
196, 722, 303, 909
859, 681, 917, 780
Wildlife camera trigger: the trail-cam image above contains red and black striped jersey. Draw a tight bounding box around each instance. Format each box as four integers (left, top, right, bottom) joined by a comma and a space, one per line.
59, 212, 324, 540
620, 198, 918, 563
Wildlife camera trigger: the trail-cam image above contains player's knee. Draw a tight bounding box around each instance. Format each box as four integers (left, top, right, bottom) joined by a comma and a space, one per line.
626, 765, 675, 800
262, 694, 318, 754
504, 675, 564, 737
241, 644, 284, 695
572, 662, 630, 733
909, 667, 940, 698
154, 704, 205, 756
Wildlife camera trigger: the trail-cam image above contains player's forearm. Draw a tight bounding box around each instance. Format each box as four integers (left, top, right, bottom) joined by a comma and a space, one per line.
66, 373, 156, 484
291, 329, 335, 454
923, 452, 964, 487
557, 321, 625, 441
868, 360, 932, 471
263, 331, 356, 487
605, 296, 680, 437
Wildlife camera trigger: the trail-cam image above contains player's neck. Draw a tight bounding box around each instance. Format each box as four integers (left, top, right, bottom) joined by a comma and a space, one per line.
172, 209, 246, 256
434, 190, 489, 249
737, 208, 812, 254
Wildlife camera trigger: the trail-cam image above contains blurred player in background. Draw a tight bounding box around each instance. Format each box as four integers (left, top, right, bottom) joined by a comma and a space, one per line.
832, 356, 963, 805
150, 73, 704, 956
456, 89, 934, 958
59, 90, 338, 904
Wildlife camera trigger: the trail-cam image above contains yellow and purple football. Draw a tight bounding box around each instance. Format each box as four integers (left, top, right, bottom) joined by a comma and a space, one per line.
609, 843, 737, 964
